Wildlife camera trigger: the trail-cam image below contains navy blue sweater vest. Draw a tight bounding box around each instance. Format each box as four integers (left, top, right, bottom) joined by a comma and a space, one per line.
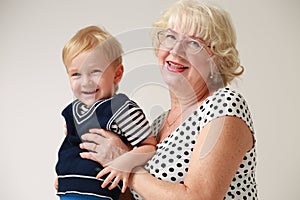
55, 94, 151, 199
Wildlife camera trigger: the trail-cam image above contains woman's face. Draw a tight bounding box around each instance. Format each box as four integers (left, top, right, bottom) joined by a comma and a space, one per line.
157, 28, 212, 95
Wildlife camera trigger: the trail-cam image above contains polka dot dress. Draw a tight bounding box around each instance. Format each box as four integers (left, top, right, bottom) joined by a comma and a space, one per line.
131, 87, 258, 200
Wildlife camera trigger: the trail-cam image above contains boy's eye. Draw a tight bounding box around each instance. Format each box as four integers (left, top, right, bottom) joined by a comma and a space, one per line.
71, 72, 81, 77
91, 69, 102, 74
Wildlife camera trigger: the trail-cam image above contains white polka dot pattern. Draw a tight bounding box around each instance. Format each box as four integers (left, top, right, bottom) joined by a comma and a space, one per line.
131, 87, 257, 200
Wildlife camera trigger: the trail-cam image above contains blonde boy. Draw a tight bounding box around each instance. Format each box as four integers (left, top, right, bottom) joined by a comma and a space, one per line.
55, 26, 156, 200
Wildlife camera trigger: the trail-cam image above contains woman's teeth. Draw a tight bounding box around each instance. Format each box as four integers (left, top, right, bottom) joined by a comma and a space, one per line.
166, 61, 187, 69
166, 61, 188, 72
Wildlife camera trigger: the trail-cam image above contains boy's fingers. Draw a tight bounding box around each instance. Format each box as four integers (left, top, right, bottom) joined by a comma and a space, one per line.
101, 173, 115, 189
108, 176, 121, 191
96, 168, 110, 179
121, 178, 128, 193
54, 178, 58, 190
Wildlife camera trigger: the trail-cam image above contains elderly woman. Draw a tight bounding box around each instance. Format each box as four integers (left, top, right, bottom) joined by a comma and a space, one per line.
80, 0, 257, 199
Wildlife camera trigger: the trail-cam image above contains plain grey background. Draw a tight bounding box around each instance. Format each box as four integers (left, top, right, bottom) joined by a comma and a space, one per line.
1, 0, 299, 199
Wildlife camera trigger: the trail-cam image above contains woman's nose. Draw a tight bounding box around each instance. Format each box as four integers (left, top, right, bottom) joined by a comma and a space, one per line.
170, 41, 186, 58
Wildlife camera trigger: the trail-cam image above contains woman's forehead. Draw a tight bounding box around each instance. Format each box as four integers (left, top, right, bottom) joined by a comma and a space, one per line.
167, 16, 204, 38
167, 24, 204, 39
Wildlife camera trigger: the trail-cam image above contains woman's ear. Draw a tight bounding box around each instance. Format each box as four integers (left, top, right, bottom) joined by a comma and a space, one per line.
114, 64, 124, 84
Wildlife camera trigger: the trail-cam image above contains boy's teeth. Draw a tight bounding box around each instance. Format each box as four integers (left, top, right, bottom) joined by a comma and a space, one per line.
84, 90, 97, 94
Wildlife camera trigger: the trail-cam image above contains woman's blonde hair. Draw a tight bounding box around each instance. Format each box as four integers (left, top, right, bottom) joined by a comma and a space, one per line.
153, 0, 243, 85
62, 25, 123, 69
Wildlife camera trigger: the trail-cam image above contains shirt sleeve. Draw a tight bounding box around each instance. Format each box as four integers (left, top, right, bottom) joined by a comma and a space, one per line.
107, 94, 152, 147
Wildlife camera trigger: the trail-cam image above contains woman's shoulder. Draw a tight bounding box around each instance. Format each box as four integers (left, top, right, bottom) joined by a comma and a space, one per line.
203, 87, 248, 112
201, 87, 254, 132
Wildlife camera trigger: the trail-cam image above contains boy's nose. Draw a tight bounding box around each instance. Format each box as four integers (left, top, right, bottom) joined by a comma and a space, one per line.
82, 75, 93, 86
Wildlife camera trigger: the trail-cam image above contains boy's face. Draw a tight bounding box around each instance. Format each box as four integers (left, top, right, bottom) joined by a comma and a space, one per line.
67, 50, 123, 107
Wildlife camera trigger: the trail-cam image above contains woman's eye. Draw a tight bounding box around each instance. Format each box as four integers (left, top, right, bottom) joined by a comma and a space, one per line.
166, 33, 176, 41
187, 40, 201, 49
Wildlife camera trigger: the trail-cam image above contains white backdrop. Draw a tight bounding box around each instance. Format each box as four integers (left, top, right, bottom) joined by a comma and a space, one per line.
1, 0, 299, 199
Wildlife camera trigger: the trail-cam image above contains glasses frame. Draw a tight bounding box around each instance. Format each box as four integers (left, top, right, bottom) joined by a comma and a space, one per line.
157, 29, 208, 54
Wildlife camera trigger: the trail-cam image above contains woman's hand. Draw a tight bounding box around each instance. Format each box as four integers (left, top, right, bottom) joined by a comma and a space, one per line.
79, 128, 130, 166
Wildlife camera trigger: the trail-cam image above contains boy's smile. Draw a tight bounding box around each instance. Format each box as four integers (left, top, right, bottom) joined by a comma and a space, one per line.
67, 50, 122, 107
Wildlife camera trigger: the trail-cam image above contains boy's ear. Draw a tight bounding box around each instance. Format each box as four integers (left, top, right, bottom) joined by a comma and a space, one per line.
114, 64, 124, 84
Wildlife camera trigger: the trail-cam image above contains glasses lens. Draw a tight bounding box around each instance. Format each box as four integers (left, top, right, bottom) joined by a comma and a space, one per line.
157, 30, 205, 54
185, 39, 204, 54
157, 31, 165, 44
158, 31, 176, 49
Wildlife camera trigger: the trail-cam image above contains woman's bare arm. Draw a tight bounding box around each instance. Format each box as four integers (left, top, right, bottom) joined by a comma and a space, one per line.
129, 116, 253, 200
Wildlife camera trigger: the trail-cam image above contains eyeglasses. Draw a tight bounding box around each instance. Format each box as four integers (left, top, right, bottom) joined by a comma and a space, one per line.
157, 29, 206, 54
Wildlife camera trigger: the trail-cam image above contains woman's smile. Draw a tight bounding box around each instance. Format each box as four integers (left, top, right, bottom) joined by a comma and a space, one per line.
166, 60, 189, 73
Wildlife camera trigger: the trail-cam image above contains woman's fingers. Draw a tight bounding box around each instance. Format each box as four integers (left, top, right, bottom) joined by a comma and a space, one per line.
80, 128, 130, 166
81, 132, 106, 145
79, 152, 97, 162
79, 144, 110, 165
89, 128, 118, 139
79, 141, 98, 152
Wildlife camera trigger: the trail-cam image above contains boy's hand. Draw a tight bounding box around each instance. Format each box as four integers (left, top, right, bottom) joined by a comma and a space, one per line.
54, 177, 58, 190
63, 123, 67, 135
97, 166, 129, 193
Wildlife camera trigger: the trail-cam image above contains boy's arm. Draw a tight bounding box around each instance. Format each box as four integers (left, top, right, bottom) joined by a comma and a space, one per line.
98, 95, 157, 192
96, 135, 156, 193
123, 135, 157, 168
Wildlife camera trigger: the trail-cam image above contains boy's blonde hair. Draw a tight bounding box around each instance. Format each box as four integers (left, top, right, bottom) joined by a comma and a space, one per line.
153, 0, 243, 85
62, 26, 123, 69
